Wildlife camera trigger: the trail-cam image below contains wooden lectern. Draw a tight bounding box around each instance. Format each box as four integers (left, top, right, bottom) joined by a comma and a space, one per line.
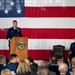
10, 37, 28, 60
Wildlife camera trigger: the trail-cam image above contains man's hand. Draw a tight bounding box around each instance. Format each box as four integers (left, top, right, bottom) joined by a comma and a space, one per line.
7, 38, 11, 41
7, 38, 10, 41
68, 51, 72, 55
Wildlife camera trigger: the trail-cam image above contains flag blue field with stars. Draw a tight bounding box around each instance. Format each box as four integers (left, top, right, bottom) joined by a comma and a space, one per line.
0, 0, 24, 17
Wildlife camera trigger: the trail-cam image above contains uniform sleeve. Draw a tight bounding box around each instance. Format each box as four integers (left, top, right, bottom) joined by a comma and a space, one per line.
6, 29, 11, 40
69, 43, 72, 52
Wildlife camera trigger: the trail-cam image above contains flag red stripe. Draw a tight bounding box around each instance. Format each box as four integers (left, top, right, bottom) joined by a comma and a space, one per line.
0, 50, 69, 60
25, 6, 75, 17
0, 28, 75, 39
28, 50, 69, 60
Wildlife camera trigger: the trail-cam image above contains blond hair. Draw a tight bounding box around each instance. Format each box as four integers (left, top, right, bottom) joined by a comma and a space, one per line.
24, 59, 31, 66
71, 57, 75, 66
16, 60, 29, 74
1, 69, 12, 75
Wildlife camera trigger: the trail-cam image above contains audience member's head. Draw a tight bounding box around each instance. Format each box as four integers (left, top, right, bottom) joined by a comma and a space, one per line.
58, 63, 68, 75
9, 54, 18, 63
16, 60, 29, 74
0, 55, 6, 65
38, 66, 50, 75
50, 56, 57, 64
43, 59, 49, 65
30, 63, 38, 71
43, 59, 49, 62
28, 56, 34, 65
41, 61, 48, 67
71, 57, 75, 66
1, 69, 12, 75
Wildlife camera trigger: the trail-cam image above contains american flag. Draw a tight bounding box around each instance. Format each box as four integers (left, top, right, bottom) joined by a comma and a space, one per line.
0, 0, 75, 65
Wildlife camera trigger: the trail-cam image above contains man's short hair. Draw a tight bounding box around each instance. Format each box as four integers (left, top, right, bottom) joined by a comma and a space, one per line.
30, 63, 38, 70
13, 20, 17, 23
9, 54, 17, 61
38, 66, 50, 75
58, 63, 68, 73
0, 55, 6, 63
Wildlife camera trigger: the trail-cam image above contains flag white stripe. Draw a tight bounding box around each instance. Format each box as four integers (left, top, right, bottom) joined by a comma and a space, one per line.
34, 60, 42, 66
25, 0, 75, 6
0, 39, 73, 50
0, 18, 75, 28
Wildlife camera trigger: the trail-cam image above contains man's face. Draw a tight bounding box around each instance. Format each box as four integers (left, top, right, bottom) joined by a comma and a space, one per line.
14, 57, 18, 63
13, 22, 17, 28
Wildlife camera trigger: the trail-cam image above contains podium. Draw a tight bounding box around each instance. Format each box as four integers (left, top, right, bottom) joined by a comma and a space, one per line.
10, 37, 28, 60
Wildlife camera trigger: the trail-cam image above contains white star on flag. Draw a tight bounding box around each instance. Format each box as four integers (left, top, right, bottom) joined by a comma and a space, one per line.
0, 2, 2, 6
4, 9, 9, 14
17, 9, 22, 14
10, 1, 14, 6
